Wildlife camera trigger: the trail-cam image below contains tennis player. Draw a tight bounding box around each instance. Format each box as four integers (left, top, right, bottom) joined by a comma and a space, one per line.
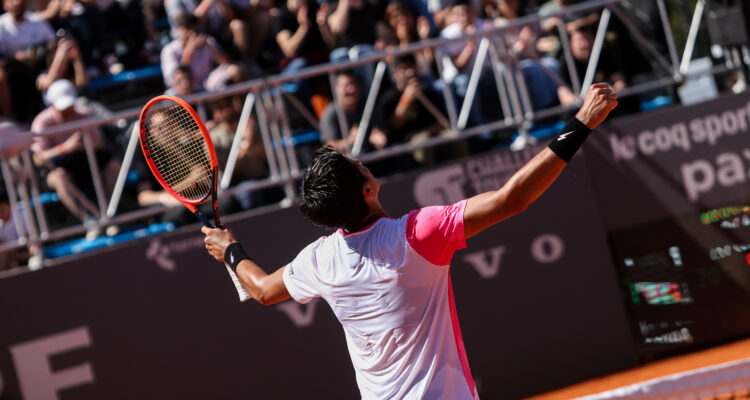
202, 82, 618, 399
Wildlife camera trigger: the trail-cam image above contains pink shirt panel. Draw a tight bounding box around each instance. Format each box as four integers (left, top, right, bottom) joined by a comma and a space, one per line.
406, 200, 467, 266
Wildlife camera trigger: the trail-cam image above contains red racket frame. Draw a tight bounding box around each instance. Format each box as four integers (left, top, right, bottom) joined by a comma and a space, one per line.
138, 95, 222, 228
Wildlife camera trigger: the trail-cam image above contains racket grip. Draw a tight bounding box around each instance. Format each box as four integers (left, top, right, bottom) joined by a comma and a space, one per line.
225, 262, 252, 302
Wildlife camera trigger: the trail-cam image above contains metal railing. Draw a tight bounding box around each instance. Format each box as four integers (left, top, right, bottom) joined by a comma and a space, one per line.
0, 0, 740, 270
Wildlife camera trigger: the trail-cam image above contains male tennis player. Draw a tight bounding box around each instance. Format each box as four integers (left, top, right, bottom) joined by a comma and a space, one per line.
202, 82, 618, 399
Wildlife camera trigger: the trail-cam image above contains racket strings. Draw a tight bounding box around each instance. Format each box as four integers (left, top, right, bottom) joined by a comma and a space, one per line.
144, 102, 213, 201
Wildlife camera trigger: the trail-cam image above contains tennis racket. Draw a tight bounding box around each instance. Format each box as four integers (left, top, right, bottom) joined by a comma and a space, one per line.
138, 95, 251, 302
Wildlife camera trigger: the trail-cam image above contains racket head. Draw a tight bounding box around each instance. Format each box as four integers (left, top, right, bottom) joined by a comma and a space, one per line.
138, 95, 218, 209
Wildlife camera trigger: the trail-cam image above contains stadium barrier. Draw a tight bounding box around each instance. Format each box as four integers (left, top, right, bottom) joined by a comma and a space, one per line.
0, 0, 739, 269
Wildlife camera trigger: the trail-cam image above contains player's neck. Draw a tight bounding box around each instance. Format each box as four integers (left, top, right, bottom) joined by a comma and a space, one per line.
344, 207, 387, 234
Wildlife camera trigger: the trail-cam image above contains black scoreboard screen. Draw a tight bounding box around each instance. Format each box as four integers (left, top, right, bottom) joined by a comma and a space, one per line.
608, 205, 750, 360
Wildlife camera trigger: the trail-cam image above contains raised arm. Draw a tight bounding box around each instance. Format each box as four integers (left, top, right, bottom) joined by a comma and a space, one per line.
202, 226, 290, 305
463, 83, 618, 239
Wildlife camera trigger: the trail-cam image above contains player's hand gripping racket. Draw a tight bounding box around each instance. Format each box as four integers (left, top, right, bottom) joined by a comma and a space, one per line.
138, 95, 251, 301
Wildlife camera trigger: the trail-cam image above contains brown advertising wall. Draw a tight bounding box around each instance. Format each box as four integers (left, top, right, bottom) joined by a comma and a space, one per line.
2, 92, 750, 400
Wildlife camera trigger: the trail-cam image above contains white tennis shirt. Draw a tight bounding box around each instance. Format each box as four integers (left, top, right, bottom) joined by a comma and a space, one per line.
282, 201, 479, 399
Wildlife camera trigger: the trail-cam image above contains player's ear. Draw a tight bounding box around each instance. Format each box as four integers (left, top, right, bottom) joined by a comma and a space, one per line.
362, 182, 375, 199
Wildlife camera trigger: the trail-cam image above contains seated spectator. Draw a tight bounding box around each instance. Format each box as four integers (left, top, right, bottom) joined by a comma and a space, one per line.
0, 0, 57, 121
493, 0, 558, 111
43, 0, 100, 69
206, 96, 281, 210
319, 70, 387, 154
556, 25, 625, 106
36, 36, 88, 92
438, 0, 496, 127
378, 54, 466, 165
327, 0, 385, 59
0, 183, 27, 271
274, 0, 334, 109
30, 79, 121, 235
165, 0, 271, 60
160, 13, 239, 93
0, 64, 10, 118
428, 0, 480, 29
536, 0, 598, 58
166, 64, 196, 96
382, 2, 434, 77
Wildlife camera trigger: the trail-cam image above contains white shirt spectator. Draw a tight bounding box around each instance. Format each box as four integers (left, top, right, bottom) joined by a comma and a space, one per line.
160, 35, 222, 91
439, 18, 492, 82
0, 12, 55, 57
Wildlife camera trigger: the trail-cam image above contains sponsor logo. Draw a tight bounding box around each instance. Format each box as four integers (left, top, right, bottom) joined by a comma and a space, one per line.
277, 298, 319, 328
558, 131, 573, 141
145, 237, 204, 271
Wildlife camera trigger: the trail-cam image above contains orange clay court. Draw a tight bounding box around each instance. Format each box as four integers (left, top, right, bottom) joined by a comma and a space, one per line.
529, 338, 750, 399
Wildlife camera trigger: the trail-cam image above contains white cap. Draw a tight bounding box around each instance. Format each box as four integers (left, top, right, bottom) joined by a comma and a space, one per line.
46, 79, 77, 110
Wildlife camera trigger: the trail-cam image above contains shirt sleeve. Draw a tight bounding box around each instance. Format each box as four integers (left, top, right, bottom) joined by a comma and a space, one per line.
406, 200, 467, 266
282, 239, 324, 304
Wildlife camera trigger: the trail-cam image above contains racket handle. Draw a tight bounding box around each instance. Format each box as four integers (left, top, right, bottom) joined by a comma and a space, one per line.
225, 262, 252, 302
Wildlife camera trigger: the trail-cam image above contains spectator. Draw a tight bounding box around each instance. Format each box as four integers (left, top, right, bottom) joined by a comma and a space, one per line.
166, 64, 196, 96
536, 0, 598, 58
493, 0, 559, 111
0, 0, 57, 121
274, 0, 334, 110
428, 0, 480, 29
160, 13, 238, 93
382, 2, 434, 77
378, 54, 466, 165
207, 96, 281, 210
30, 79, 121, 235
0, 64, 10, 118
319, 70, 386, 154
0, 182, 27, 271
438, 0, 496, 127
556, 25, 625, 106
36, 36, 89, 92
43, 0, 100, 69
327, 0, 385, 50
165, 0, 271, 60
274, 0, 333, 68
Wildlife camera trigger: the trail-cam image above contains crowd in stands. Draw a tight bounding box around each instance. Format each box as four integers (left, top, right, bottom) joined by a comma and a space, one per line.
0, 0, 674, 269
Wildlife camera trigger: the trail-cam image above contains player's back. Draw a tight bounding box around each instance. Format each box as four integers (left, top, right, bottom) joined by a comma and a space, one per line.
283, 211, 477, 399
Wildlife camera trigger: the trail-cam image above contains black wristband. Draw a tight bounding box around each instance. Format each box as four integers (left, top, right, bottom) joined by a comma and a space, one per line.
224, 242, 250, 274
547, 117, 592, 162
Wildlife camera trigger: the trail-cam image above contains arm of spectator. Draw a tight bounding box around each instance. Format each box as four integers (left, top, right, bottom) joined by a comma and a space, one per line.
31, 132, 85, 164
37, 38, 73, 91
194, 0, 216, 21
451, 30, 476, 72
38, 0, 61, 21
316, 2, 336, 49
389, 78, 422, 131
432, 7, 452, 29
137, 182, 182, 207
213, 0, 237, 23
327, 0, 350, 36
368, 126, 387, 150
557, 85, 578, 106
276, 6, 311, 58
610, 72, 626, 92
69, 40, 89, 88
566, 14, 600, 33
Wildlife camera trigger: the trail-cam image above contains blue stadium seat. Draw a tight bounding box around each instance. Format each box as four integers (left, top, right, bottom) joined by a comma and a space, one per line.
43, 222, 175, 258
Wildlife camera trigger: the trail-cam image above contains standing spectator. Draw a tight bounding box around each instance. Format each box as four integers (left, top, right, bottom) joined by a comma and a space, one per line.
536, 0, 598, 58
327, 0, 385, 50
556, 25, 625, 106
30, 79, 120, 234
0, 0, 57, 121
319, 70, 386, 154
160, 13, 237, 93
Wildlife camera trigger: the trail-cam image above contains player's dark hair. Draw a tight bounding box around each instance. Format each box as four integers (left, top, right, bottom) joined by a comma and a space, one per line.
299, 146, 369, 231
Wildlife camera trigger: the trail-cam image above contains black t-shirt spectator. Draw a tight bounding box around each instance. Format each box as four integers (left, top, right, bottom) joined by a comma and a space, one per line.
377, 84, 444, 144
327, 1, 385, 47
274, 5, 328, 61
557, 50, 622, 88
